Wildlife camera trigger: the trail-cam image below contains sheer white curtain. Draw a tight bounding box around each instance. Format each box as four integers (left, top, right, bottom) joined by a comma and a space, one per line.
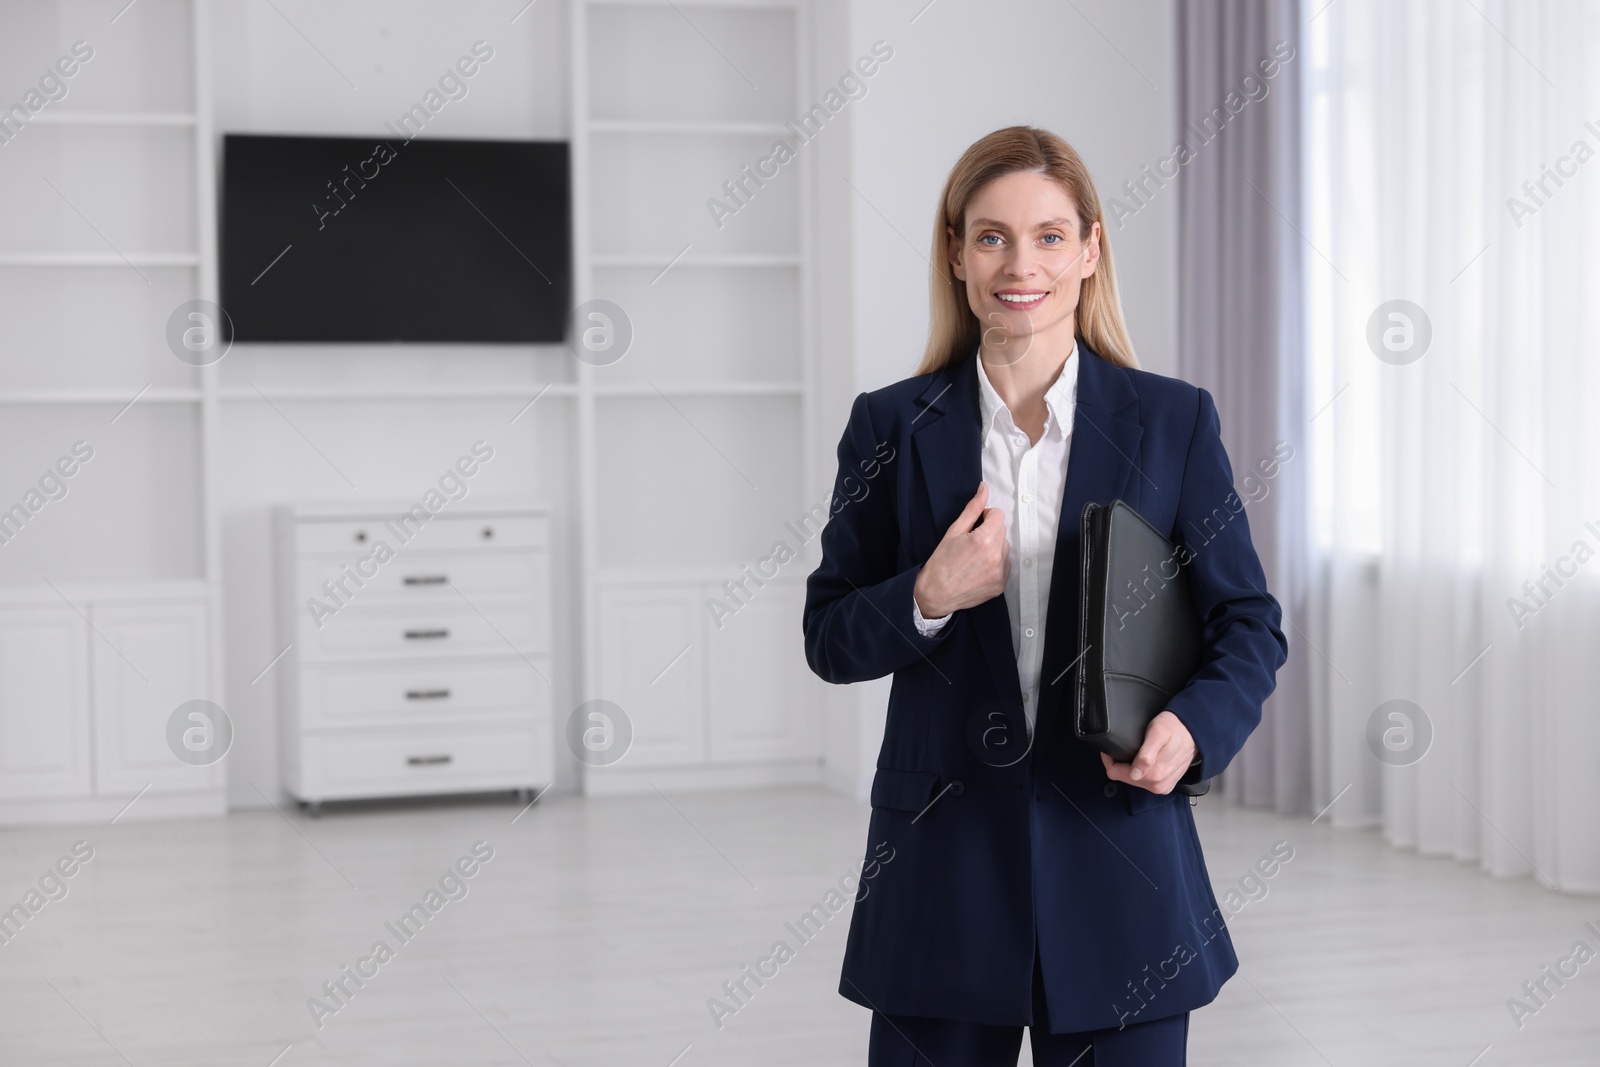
1305, 0, 1600, 891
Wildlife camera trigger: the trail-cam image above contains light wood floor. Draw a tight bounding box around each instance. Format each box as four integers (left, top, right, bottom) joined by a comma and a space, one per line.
1, 786, 1596, 1065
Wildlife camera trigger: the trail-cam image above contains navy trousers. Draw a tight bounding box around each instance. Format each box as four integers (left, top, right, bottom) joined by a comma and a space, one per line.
867, 935, 1189, 1066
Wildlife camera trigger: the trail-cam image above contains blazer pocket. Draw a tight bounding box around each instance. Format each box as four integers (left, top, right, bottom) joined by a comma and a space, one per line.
871, 768, 941, 813
1124, 783, 1181, 815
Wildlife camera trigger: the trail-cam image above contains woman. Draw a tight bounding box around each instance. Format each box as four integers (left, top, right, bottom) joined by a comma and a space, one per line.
802, 126, 1288, 1065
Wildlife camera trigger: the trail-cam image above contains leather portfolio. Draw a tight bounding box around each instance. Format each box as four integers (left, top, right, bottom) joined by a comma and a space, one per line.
1075, 499, 1211, 798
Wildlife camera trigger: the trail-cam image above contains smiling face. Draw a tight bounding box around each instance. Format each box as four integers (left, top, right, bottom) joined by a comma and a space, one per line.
947, 169, 1101, 364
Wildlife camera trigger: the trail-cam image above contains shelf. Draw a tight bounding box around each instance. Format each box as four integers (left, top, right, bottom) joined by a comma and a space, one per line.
0, 579, 211, 606
0, 252, 199, 268
586, 0, 802, 10
27, 111, 198, 127
597, 565, 808, 587
0, 388, 201, 405
219, 384, 580, 402
591, 254, 801, 269
219, 384, 793, 403
589, 119, 792, 136
593, 382, 804, 397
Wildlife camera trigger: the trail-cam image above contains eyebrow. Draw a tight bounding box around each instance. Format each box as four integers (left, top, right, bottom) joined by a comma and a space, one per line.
969, 217, 1076, 231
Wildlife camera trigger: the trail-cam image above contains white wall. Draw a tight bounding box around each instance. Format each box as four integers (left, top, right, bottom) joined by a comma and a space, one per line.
209, 0, 578, 808
814, 0, 1180, 798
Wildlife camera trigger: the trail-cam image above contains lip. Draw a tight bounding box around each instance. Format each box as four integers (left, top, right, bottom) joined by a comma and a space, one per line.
995, 288, 1048, 309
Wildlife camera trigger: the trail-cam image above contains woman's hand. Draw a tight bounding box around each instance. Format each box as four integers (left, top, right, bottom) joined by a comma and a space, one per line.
1101, 711, 1196, 795
912, 481, 1009, 618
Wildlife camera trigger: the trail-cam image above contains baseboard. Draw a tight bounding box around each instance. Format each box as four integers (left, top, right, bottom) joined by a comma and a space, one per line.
0, 789, 227, 828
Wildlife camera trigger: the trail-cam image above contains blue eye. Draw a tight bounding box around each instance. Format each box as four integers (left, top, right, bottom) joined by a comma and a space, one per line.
979, 234, 1002, 246
1041, 234, 1062, 245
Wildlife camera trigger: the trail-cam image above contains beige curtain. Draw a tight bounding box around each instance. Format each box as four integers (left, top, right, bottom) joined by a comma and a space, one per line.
1177, 0, 1311, 815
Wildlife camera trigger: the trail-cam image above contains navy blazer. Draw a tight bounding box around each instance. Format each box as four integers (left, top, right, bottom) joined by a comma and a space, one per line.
802, 345, 1288, 1032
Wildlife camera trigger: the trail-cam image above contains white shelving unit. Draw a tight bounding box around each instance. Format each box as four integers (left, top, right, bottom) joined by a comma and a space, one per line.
572, 0, 822, 794
0, 0, 224, 823
0, 0, 220, 567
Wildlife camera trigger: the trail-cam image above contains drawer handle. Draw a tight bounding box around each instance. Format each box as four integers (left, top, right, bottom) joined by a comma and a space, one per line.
403, 575, 449, 586
407, 754, 453, 767
405, 688, 452, 700
404, 628, 450, 640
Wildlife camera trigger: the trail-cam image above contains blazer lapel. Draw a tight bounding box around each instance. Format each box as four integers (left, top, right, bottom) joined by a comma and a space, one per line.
1032, 347, 1145, 757
911, 354, 1024, 710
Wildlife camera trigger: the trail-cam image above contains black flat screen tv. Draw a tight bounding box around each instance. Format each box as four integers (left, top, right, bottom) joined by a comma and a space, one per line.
220, 133, 570, 343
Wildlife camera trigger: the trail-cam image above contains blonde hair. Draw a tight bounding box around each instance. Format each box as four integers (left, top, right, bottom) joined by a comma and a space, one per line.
915, 125, 1139, 376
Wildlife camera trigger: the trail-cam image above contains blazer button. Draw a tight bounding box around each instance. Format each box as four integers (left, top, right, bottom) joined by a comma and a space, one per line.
1102, 782, 1119, 797
949, 780, 965, 797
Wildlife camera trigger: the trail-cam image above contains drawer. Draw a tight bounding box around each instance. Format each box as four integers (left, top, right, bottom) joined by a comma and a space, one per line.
294, 550, 548, 608
299, 604, 549, 662
302, 726, 546, 798
301, 662, 548, 728
294, 514, 548, 555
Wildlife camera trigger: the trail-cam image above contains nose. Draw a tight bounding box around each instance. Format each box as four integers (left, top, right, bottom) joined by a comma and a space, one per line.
1002, 245, 1038, 279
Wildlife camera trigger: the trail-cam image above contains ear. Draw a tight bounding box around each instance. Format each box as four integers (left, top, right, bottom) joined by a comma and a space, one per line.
947, 225, 967, 282
1081, 220, 1102, 279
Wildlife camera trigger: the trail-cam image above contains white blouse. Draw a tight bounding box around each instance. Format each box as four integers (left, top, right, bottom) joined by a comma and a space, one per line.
912, 343, 1078, 734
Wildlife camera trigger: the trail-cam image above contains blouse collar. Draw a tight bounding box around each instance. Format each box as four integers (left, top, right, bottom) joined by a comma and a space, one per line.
974, 339, 1079, 437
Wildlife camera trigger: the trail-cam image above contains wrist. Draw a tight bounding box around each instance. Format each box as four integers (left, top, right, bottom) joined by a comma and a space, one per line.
912, 574, 947, 619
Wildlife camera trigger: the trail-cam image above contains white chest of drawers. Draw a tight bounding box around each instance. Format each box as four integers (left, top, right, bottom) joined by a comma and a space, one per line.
274, 500, 554, 812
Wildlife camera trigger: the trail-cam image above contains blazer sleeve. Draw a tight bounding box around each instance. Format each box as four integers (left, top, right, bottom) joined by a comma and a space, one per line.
1164, 387, 1290, 783
803, 391, 954, 684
